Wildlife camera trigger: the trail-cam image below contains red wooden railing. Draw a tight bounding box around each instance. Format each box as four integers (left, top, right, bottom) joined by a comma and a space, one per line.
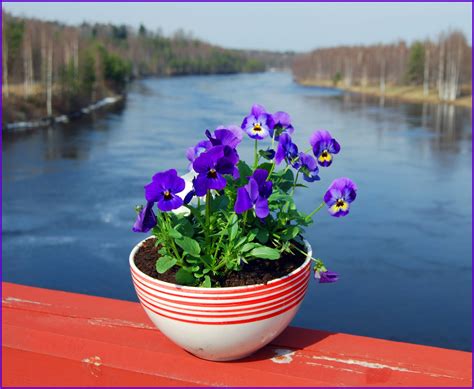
2, 282, 472, 387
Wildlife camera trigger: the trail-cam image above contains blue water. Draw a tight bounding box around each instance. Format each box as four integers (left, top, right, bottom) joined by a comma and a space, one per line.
2, 72, 472, 351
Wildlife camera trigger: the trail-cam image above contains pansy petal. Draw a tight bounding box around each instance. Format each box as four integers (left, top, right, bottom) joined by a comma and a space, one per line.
192, 153, 212, 174
207, 173, 227, 191
328, 138, 341, 154
223, 146, 240, 165
303, 172, 320, 182
193, 175, 208, 196
323, 187, 341, 205
234, 187, 252, 214
247, 126, 270, 140
328, 201, 350, 217
309, 130, 332, 148
246, 178, 260, 203
132, 201, 157, 232
319, 270, 339, 283
241, 114, 255, 131
255, 197, 270, 219
252, 169, 269, 185
259, 180, 273, 198
185, 146, 195, 162
158, 194, 183, 212
287, 142, 299, 158
169, 174, 186, 193
214, 129, 242, 148
272, 111, 291, 127
251, 104, 267, 117
232, 166, 240, 180
144, 181, 163, 202
216, 156, 235, 175
193, 147, 224, 173
183, 190, 195, 205
275, 141, 286, 165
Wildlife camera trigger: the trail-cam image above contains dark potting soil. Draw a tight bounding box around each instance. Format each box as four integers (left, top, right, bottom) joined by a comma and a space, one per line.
134, 237, 307, 287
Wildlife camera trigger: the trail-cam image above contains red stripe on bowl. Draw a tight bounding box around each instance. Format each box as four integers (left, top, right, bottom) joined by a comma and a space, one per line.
134, 280, 308, 317
137, 290, 307, 325
130, 262, 310, 301
132, 268, 310, 308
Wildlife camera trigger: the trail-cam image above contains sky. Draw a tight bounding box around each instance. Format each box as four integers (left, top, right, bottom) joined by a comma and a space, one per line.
3, 2, 472, 52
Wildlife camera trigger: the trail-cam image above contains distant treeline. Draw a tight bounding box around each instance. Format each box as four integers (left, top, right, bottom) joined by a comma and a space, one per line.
292, 31, 472, 101
1, 11, 265, 123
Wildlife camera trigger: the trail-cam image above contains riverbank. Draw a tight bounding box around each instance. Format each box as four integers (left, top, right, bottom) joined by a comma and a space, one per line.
2, 93, 124, 131
297, 79, 472, 108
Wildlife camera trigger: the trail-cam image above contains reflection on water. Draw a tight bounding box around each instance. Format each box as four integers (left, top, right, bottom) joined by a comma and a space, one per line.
2, 72, 471, 351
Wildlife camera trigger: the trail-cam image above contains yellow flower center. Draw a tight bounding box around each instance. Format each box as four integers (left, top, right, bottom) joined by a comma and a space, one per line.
163, 190, 172, 200
318, 149, 332, 163
336, 199, 345, 208
208, 168, 217, 179
253, 123, 262, 132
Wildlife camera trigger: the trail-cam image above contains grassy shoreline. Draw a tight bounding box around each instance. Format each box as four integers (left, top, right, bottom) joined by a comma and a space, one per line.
298, 79, 472, 108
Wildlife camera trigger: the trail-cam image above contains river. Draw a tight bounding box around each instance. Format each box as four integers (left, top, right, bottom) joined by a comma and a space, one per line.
2, 72, 472, 351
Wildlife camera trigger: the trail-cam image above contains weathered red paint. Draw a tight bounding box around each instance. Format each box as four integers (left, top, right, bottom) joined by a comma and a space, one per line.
2, 282, 472, 387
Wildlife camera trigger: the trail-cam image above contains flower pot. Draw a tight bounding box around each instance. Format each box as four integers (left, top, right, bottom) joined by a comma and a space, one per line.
129, 237, 312, 361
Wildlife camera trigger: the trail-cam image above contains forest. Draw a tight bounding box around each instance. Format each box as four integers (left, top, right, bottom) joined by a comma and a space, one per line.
292, 30, 472, 104
2, 11, 266, 124
3, 9, 472, 126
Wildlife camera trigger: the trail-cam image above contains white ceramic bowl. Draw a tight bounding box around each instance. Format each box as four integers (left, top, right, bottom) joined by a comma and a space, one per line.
130, 237, 312, 361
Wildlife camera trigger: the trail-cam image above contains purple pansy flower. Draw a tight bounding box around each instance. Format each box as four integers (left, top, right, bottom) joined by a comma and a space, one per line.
315, 270, 340, 283
323, 177, 357, 217
241, 104, 274, 140
297, 153, 320, 182
206, 126, 243, 148
186, 139, 212, 170
275, 133, 299, 166
272, 111, 294, 140
234, 169, 273, 218
145, 169, 186, 212
309, 130, 341, 167
193, 146, 236, 196
205, 127, 241, 176
132, 201, 157, 233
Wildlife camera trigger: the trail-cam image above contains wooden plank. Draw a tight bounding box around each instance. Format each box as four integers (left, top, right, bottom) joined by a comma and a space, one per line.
2, 282, 472, 387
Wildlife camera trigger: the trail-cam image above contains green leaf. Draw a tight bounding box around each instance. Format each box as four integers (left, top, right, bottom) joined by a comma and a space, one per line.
155, 256, 177, 274
275, 169, 294, 192
176, 218, 194, 237
234, 236, 248, 248
241, 242, 259, 253
202, 275, 212, 288
237, 160, 253, 179
175, 268, 197, 286
211, 194, 229, 212
175, 237, 201, 256
168, 228, 182, 239
249, 246, 281, 260
259, 149, 275, 160
257, 162, 273, 172
228, 214, 239, 241
256, 229, 269, 244
281, 226, 300, 240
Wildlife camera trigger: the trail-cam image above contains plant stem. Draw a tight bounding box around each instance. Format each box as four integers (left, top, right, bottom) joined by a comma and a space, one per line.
291, 170, 300, 196
213, 213, 234, 261
308, 202, 325, 218
290, 241, 321, 264
205, 190, 211, 242
253, 139, 258, 169
163, 213, 182, 263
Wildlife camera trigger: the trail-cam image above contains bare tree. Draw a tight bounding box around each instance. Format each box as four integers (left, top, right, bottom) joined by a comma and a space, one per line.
2, 10, 9, 97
